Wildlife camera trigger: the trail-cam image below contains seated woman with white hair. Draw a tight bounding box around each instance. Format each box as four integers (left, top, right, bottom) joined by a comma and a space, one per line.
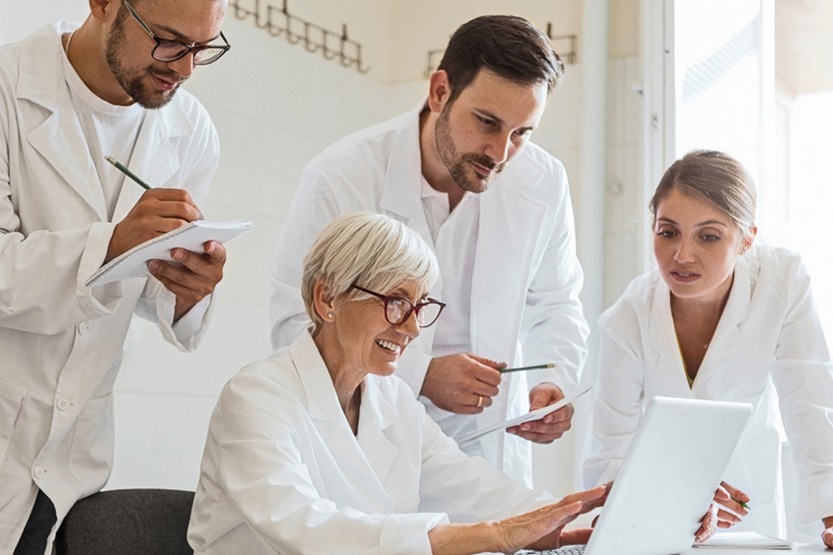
188, 211, 607, 554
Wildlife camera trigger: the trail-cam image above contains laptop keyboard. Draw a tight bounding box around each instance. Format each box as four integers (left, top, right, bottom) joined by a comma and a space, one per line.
516, 545, 586, 555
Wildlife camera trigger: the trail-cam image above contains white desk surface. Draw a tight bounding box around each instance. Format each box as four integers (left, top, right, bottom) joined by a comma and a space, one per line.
682, 543, 830, 554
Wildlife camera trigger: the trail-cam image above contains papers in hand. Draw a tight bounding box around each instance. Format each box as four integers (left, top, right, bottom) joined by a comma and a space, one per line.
86, 219, 254, 287
457, 385, 593, 445
694, 531, 794, 549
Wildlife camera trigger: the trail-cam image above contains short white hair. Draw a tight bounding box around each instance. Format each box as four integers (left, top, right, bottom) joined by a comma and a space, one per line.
301, 212, 440, 327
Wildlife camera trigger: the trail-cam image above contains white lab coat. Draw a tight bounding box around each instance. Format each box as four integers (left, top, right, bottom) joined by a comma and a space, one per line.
268, 104, 589, 485
188, 329, 555, 555
0, 22, 219, 552
583, 244, 833, 538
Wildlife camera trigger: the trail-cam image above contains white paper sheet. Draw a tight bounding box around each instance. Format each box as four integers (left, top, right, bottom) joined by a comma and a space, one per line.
86, 219, 254, 286
457, 385, 593, 445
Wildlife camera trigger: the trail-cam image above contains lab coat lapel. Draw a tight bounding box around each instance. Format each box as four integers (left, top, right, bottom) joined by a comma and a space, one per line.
112, 106, 183, 222
472, 160, 547, 363
18, 26, 107, 221
379, 104, 436, 255
378, 103, 442, 351
357, 378, 399, 487
691, 262, 750, 396
289, 333, 396, 513
647, 278, 695, 397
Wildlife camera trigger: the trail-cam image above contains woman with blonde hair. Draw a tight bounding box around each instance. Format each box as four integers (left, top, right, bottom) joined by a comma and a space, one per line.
189, 211, 606, 554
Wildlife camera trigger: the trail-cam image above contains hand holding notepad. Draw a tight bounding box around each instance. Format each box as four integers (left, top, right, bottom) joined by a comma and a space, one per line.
457, 385, 592, 444
86, 219, 253, 286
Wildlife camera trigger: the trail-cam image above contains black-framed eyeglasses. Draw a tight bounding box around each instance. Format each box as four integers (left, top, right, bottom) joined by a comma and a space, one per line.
351, 285, 446, 328
123, 0, 230, 66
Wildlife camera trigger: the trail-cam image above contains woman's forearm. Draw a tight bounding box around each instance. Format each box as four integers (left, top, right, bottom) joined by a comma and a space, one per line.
429, 522, 503, 555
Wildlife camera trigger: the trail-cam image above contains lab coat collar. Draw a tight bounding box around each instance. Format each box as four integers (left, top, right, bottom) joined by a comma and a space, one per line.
379, 102, 432, 244
17, 21, 192, 223
648, 261, 751, 395
691, 259, 751, 393
288, 330, 401, 489
648, 279, 696, 397
288, 329, 345, 424
472, 151, 548, 364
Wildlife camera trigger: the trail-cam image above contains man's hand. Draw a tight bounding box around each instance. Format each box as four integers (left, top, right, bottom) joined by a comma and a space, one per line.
106, 188, 226, 321
107, 188, 203, 262
148, 241, 226, 321
420, 353, 504, 414
507, 383, 573, 444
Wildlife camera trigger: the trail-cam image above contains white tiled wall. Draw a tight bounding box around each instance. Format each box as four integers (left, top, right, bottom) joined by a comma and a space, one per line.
604, 56, 649, 309
1, 0, 618, 502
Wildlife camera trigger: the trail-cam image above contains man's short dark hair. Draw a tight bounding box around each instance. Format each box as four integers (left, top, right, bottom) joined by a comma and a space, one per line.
437, 15, 565, 104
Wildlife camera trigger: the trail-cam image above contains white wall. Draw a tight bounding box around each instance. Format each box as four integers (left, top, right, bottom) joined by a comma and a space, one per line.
1, 0, 622, 500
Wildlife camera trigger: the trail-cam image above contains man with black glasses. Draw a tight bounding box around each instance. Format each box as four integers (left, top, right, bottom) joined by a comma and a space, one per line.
0, 1, 230, 552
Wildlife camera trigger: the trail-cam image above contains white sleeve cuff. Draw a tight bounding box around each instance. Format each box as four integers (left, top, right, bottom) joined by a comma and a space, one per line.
379, 512, 449, 555
172, 294, 212, 345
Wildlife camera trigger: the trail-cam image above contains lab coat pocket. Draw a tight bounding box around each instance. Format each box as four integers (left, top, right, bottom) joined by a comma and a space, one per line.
69, 392, 115, 495
0, 379, 27, 473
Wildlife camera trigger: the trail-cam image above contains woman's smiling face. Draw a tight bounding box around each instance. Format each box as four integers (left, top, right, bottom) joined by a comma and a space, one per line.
330, 280, 425, 377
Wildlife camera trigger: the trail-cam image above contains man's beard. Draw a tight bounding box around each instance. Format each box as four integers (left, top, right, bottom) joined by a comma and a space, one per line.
434, 107, 504, 194
105, 9, 182, 109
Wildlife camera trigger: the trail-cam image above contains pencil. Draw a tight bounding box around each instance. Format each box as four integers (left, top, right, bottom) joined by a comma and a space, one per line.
731, 497, 750, 510
105, 155, 151, 190
500, 362, 555, 373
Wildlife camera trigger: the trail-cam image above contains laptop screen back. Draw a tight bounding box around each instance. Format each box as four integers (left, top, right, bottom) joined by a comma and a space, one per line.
584, 396, 751, 555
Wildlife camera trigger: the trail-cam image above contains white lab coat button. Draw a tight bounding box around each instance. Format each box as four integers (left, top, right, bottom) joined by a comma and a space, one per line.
33, 466, 47, 480
57, 398, 70, 411
78, 323, 89, 335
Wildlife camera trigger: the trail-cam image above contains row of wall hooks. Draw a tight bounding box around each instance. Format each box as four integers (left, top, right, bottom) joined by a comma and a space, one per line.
424, 23, 578, 78
229, 0, 370, 73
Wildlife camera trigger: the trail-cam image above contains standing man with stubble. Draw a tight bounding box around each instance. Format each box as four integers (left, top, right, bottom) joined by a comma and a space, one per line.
0, 0, 231, 552
269, 15, 588, 487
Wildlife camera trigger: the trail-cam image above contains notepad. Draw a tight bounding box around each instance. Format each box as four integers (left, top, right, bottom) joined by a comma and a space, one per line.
457, 385, 592, 445
694, 531, 794, 550
86, 219, 254, 287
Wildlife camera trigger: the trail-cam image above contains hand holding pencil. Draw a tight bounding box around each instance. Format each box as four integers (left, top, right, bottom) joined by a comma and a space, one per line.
104, 156, 204, 262
501, 362, 556, 374
102, 156, 226, 320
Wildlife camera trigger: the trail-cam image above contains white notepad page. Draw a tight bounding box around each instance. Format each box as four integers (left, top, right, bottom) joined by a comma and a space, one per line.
694, 531, 794, 550
86, 219, 254, 287
458, 385, 592, 445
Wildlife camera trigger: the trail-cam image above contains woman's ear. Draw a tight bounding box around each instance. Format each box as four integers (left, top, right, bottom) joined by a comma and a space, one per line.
312, 281, 336, 322
740, 225, 758, 254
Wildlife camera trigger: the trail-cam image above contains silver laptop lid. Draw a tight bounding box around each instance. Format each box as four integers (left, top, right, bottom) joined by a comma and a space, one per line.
584, 396, 752, 555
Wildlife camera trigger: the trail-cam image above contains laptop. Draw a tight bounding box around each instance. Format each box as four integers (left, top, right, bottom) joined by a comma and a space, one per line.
518, 396, 752, 555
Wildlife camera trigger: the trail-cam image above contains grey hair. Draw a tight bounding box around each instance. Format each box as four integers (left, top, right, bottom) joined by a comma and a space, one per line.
301, 212, 440, 327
